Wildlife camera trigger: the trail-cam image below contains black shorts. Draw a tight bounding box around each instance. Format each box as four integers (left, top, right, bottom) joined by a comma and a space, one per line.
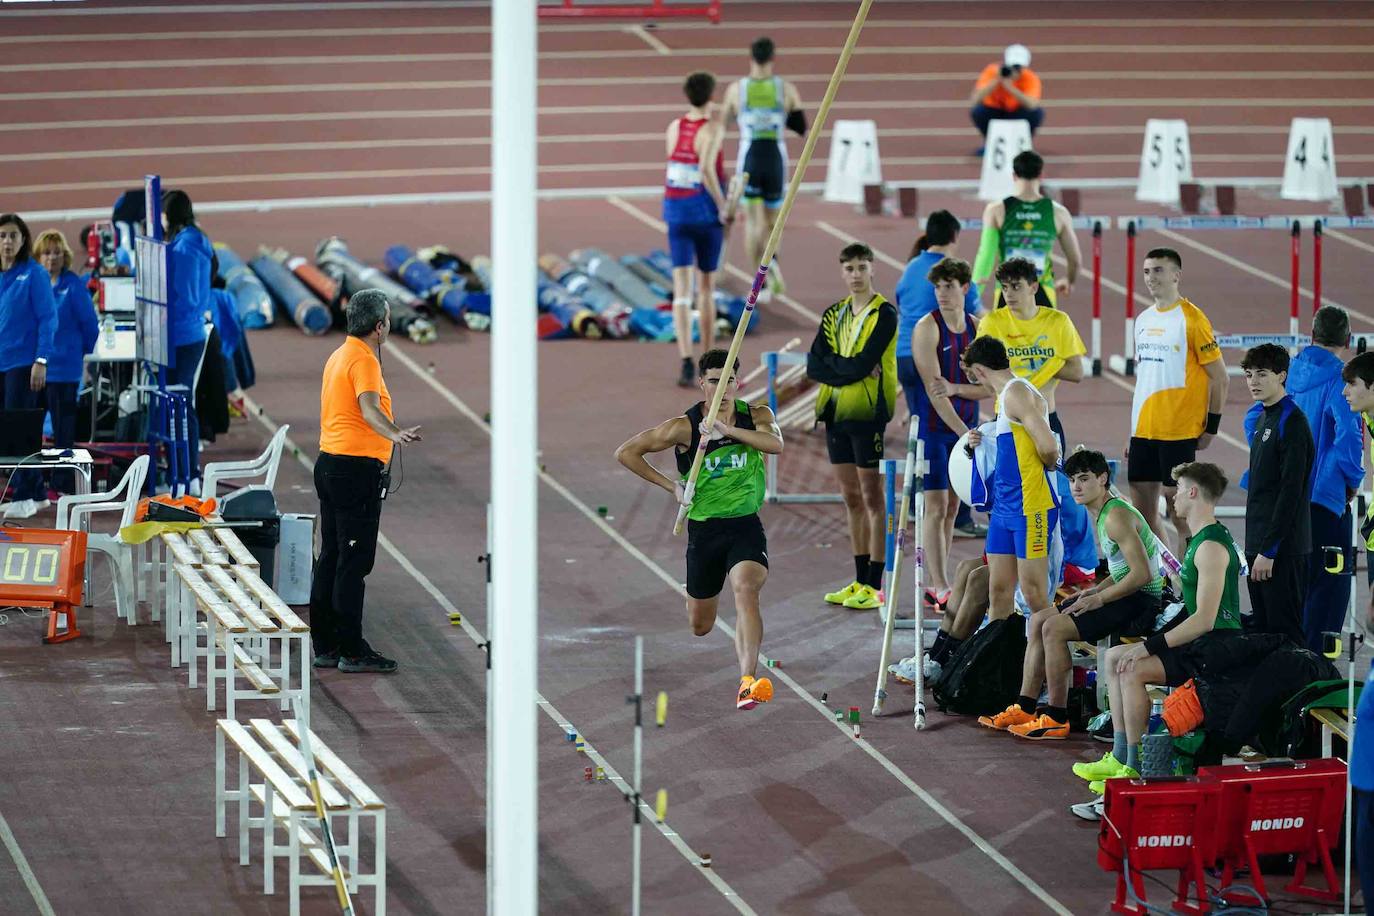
685, 513, 769, 599
1127, 437, 1198, 487
825, 421, 885, 469
1157, 629, 1242, 687
1072, 589, 1161, 643
740, 140, 786, 207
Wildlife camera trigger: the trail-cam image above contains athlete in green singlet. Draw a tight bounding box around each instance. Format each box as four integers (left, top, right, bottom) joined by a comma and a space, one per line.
1083, 461, 1243, 793
972, 149, 1083, 309
615, 348, 784, 710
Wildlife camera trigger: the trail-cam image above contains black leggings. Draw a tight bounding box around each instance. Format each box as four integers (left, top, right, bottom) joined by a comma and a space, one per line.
310, 452, 384, 657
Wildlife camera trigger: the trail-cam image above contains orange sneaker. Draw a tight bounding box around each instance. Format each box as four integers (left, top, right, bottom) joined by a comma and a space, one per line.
1009, 713, 1070, 740
978, 704, 1036, 731
737, 675, 774, 710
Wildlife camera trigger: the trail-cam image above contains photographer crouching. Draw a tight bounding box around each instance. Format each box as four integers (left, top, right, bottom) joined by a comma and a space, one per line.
968, 44, 1043, 155
311, 289, 422, 674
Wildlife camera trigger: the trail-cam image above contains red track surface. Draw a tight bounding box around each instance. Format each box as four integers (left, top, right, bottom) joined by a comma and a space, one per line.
2, 2, 1372, 914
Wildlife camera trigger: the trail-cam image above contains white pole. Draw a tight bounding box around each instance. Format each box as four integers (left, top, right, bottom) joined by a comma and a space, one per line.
489, 1, 538, 913
631, 637, 644, 916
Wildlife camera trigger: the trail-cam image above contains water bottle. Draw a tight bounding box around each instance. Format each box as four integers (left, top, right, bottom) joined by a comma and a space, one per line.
1141, 698, 1174, 776
101, 312, 116, 352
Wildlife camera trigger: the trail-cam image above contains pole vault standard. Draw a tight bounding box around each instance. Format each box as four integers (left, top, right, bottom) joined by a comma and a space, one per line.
490, 0, 538, 912
674, 0, 876, 536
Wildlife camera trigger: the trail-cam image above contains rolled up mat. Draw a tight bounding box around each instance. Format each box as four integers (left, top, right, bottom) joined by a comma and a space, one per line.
214, 243, 273, 329
621, 252, 673, 292
537, 254, 633, 335
248, 255, 331, 336
569, 248, 662, 310
534, 273, 601, 339
316, 237, 436, 344
384, 244, 467, 324
261, 246, 347, 328
619, 255, 672, 300
628, 307, 675, 342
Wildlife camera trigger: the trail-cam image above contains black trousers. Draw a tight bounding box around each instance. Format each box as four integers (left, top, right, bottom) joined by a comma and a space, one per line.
1245, 550, 1307, 646
310, 451, 384, 657
46, 381, 79, 493
970, 103, 1044, 138
1303, 504, 1353, 653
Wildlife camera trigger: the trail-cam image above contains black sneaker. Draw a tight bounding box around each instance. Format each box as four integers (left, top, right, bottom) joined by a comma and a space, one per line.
339, 650, 398, 674
1089, 714, 1114, 744
676, 357, 695, 388
312, 649, 339, 668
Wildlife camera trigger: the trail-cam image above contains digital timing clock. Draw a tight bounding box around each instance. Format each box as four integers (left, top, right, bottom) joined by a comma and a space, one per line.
0, 527, 88, 643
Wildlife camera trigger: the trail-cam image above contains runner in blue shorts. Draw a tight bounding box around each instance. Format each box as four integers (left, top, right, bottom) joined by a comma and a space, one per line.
907, 255, 986, 608
663, 71, 730, 387
960, 336, 1062, 633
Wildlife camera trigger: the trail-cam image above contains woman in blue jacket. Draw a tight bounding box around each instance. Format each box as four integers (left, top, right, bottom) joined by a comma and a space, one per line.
0, 213, 56, 505
35, 230, 99, 490
162, 189, 210, 390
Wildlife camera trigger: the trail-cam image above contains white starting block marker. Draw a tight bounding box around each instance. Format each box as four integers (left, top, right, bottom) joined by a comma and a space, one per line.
978, 119, 1032, 201
1135, 119, 1193, 205
823, 119, 882, 205
1281, 117, 1338, 201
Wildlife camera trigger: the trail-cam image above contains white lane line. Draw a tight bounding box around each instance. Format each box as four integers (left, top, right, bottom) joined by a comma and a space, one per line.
0, 806, 55, 916
604, 195, 824, 325
1152, 228, 1373, 326
812, 220, 1251, 454
625, 25, 671, 55
239, 395, 756, 915
1326, 226, 1374, 256
376, 340, 1072, 916
5, 16, 1372, 35
0, 1, 488, 14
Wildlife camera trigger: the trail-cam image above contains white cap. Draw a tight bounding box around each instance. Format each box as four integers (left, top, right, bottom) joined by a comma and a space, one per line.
1003, 44, 1031, 68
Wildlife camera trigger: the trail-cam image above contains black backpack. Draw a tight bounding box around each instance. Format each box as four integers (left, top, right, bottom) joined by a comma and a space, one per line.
932, 617, 1027, 716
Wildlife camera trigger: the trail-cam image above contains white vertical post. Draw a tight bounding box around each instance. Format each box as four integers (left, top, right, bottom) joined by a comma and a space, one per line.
489, 1, 538, 913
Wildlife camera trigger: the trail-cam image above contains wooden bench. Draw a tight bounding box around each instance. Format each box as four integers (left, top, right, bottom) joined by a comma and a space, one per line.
174, 563, 289, 721
211, 526, 261, 570
205, 564, 309, 722
161, 530, 232, 668
1310, 707, 1351, 760
216, 718, 386, 916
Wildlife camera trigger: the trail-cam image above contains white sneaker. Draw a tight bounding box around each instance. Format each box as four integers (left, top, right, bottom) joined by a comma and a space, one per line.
888, 656, 918, 684
1070, 798, 1103, 822
922, 654, 943, 682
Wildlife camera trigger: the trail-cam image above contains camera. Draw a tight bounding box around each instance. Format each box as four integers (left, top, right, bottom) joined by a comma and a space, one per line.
1000, 64, 1013, 78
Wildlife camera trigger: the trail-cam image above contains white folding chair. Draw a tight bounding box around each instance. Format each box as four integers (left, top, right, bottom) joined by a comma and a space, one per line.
201, 424, 290, 499
56, 455, 151, 624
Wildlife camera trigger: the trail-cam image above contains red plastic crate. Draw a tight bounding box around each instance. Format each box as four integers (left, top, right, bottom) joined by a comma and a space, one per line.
1098, 776, 1221, 915
1197, 759, 1347, 905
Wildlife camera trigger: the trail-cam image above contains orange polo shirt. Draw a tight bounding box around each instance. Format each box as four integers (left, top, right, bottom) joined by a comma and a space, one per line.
974, 64, 1042, 112
319, 335, 393, 463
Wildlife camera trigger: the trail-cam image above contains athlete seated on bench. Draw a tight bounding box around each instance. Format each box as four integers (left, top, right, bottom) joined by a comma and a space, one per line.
992, 449, 1168, 741
1073, 461, 1244, 794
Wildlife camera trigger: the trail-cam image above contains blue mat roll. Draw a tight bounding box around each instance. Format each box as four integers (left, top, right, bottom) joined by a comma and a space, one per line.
249, 255, 331, 336
644, 250, 757, 335
214, 243, 274, 329
628, 307, 674, 342
384, 244, 468, 324
570, 248, 662, 310
618, 255, 672, 300
315, 237, 436, 343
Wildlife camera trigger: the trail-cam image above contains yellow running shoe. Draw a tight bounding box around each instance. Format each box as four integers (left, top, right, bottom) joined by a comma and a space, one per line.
824, 581, 862, 605
737, 675, 774, 710
1090, 764, 1140, 795
842, 584, 882, 611
978, 704, 1036, 731
1073, 752, 1128, 782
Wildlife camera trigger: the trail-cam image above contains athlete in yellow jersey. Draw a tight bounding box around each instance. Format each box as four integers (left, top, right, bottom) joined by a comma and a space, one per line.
975, 257, 1085, 452
1126, 247, 1228, 550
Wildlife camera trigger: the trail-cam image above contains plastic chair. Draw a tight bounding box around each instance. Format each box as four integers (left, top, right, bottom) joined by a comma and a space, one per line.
201, 424, 290, 499
56, 455, 151, 625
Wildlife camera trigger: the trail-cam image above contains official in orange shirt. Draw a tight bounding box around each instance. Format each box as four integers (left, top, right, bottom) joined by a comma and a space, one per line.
969, 44, 1043, 155
311, 289, 422, 674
